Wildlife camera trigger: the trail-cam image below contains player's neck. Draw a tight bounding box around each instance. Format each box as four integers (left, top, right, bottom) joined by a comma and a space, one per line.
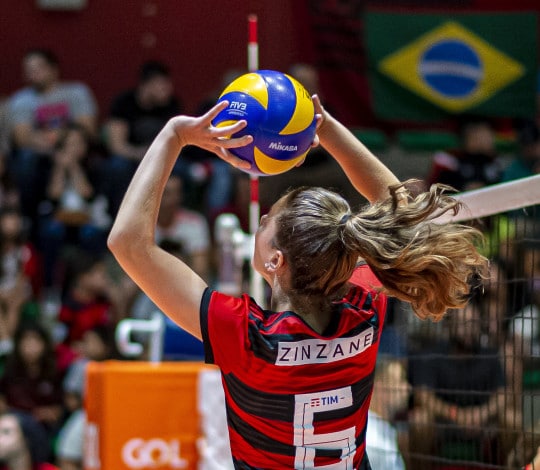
292, 297, 333, 335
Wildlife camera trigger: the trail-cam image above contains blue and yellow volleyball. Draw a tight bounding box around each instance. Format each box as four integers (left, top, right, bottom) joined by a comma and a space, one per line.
212, 70, 317, 176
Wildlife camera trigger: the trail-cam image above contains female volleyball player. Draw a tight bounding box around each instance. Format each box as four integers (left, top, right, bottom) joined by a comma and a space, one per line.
108, 96, 488, 469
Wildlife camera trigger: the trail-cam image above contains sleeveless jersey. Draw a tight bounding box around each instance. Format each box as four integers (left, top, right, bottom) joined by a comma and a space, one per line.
200, 264, 386, 469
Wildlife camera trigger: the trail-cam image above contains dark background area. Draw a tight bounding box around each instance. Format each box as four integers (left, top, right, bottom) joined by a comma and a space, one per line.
1, 0, 540, 127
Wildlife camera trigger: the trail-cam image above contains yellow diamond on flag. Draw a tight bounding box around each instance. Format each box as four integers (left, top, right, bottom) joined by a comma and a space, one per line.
378, 21, 525, 113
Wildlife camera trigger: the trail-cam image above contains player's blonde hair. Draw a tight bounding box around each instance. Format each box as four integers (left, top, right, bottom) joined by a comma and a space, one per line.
274, 181, 488, 321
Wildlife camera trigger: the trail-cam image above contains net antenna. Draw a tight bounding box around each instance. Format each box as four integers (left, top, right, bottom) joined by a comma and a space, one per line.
434, 174, 540, 223
247, 14, 265, 306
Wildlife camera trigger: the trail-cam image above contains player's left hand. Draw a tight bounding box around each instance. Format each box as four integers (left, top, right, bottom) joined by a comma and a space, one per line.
171, 101, 253, 172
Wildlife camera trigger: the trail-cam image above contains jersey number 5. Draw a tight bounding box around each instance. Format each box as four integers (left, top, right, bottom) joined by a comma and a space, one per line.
293, 386, 356, 469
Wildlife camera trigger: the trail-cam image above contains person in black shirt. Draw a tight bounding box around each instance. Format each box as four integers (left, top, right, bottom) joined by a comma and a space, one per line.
103, 61, 182, 216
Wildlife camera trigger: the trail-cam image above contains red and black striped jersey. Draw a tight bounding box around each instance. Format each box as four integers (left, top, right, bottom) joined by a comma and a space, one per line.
200, 264, 387, 469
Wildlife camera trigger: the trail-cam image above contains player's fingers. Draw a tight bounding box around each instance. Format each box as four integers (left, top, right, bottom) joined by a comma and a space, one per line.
218, 134, 253, 148
312, 94, 324, 114
212, 119, 248, 137
201, 100, 229, 123
214, 147, 252, 171
294, 156, 306, 168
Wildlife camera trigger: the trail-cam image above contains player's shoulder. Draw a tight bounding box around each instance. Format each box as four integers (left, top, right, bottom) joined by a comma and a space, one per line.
348, 263, 383, 290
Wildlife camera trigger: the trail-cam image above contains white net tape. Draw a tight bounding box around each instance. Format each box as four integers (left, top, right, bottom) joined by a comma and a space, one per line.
435, 174, 540, 224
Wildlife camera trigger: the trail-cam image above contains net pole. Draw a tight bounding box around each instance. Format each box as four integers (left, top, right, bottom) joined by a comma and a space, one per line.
247, 14, 265, 306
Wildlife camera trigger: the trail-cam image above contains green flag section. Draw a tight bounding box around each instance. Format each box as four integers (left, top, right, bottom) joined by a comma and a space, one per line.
365, 12, 537, 121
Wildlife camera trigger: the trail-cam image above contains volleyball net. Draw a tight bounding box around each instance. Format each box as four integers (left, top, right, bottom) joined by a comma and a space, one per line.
390, 174, 540, 470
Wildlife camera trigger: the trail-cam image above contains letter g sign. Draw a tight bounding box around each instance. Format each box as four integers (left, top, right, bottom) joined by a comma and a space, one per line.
122, 438, 188, 469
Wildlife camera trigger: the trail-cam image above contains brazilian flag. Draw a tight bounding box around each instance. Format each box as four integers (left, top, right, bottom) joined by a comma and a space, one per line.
365, 12, 537, 121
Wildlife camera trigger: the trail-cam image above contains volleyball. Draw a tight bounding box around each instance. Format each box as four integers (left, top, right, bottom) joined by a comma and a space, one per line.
212, 70, 317, 176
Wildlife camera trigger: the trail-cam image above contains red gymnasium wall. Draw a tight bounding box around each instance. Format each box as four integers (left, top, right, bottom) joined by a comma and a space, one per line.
0, 1, 300, 120
1, 1, 539, 127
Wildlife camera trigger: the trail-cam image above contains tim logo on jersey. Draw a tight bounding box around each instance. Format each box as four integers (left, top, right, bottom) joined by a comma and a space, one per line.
276, 327, 374, 366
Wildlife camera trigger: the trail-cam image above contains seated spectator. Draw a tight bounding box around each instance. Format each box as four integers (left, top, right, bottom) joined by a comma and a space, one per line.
525, 448, 540, 470
0, 155, 20, 212
426, 116, 503, 192
7, 48, 98, 225
505, 417, 540, 469
0, 321, 64, 459
409, 302, 515, 467
56, 249, 125, 367
0, 411, 58, 470
288, 63, 333, 169
209, 170, 268, 234
182, 69, 243, 216
103, 60, 182, 217
155, 174, 211, 282
0, 97, 10, 162
0, 207, 42, 345
0, 99, 19, 210
509, 240, 540, 358
502, 119, 540, 222
366, 356, 409, 469
56, 324, 118, 470
36, 124, 110, 290
503, 119, 540, 183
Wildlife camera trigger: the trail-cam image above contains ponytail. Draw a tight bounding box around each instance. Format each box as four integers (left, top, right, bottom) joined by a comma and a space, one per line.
342, 182, 488, 321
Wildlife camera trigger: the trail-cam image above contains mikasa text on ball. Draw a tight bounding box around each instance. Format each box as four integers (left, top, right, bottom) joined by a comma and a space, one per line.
212, 70, 317, 176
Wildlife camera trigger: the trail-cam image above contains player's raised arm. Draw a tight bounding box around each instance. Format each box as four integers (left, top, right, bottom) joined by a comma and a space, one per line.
313, 95, 401, 203
107, 102, 252, 339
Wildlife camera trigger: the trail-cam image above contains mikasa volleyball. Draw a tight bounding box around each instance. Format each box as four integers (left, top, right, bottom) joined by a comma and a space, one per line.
212, 70, 317, 176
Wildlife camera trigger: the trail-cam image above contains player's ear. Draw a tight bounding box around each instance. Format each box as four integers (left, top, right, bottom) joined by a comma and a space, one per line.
265, 251, 284, 271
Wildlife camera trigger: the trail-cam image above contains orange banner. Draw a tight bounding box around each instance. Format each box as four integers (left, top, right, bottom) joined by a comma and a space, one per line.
85, 361, 218, 470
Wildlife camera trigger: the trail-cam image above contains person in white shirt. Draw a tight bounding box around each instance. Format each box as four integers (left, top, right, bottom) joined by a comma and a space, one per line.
154, 173, 211, 281
366, 356, 409, 469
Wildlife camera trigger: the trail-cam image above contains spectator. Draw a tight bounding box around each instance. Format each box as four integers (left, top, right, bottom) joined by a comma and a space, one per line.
55, 324, 118, 470
183, 68, 242, 217
366, 356, 408, 469
0, 99, 19, 210
0, 410, 58, 470
410, 303, 515, 467
56, 249, 125, 367
209, 169, 269, 234
0, 155, 20, 212
509, 240, 540, 358
0, 321, 64, 459
426, 116, 503, 192
0, 207, 41, 294
155, 174, 211, 282
525, 448, 540, 470
503, 119, 540, 182
7, 48, 98, 223
0, 98, 11, 162
0, 208, 42, 374
502, 119, 540, 222
209, 171, 269, 295
505, 418, 540, 469
103, 60, 182, 217
36, 124, 110, 290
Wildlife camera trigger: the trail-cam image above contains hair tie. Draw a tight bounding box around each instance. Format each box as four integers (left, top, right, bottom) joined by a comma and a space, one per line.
339, 213, 351, 225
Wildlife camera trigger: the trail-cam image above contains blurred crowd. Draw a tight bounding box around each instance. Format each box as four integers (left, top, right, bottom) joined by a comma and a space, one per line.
0, 48, 539, 469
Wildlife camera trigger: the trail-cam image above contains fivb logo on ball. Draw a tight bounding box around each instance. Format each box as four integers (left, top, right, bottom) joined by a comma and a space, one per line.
378, 21, 525, 113
213, 70, 316, 176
